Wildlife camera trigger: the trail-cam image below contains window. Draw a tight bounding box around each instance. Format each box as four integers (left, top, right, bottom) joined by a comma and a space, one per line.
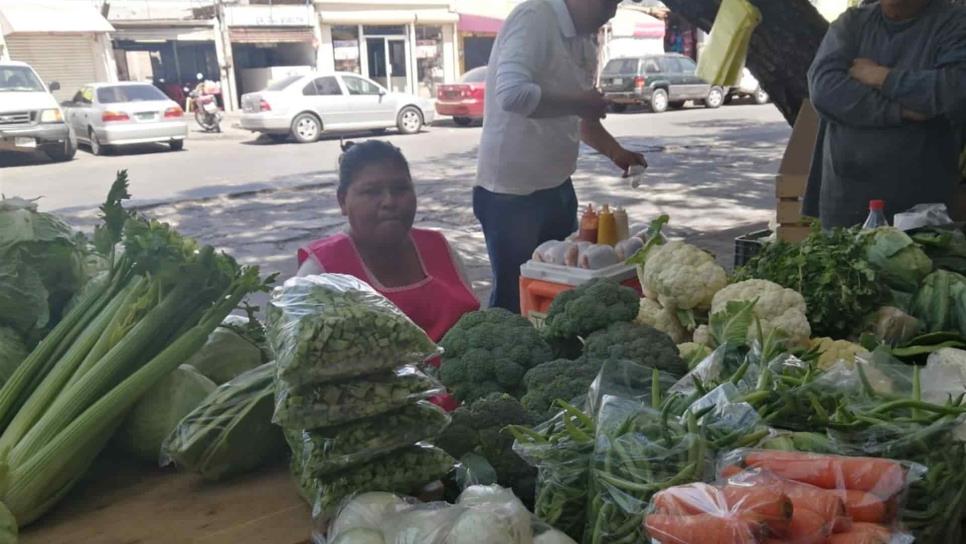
342, 76, 382, 96
676, 57, 698, 74
0, 66, 44, 92
303, 77, 342, 96
643, 60, 662, 74
602, 58, 639, 76
332, 25, 361, 74
659, 57, 681, 73
97, 85, 168, 104
417, 25, 444, 98
461, 67, 487, 83
266, 75, 303, 92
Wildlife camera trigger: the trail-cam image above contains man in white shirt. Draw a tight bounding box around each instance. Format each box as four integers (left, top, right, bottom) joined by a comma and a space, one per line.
474, 0, 648, 312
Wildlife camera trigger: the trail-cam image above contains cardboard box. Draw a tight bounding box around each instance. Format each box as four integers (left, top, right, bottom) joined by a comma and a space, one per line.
775, 100, 820, 241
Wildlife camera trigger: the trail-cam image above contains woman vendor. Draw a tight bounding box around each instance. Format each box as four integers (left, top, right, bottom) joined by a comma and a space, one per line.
297, 140, 480, 344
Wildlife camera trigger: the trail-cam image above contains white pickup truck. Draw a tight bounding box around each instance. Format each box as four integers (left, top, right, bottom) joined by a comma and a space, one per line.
0, 60, 76, 161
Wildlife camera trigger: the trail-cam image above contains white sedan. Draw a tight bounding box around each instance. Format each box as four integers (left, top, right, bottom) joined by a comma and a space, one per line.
240, 72, 435, 143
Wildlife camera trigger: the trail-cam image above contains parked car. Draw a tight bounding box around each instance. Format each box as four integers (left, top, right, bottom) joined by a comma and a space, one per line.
600, 54, 725, 113
0, 61, 75, 162
435, 67, 486, 126
726, 68, 770, 105
240, 72, 434, 143
62, 82, 188, 155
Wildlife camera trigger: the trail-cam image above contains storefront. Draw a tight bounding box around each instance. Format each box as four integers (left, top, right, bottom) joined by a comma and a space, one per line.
316, 0, 459, 98
0, 1, 116, 101
456, 14, 501, 73
224, 4, 320, 107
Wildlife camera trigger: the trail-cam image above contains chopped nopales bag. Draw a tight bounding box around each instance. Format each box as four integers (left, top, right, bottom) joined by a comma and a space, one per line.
273, 365, 443, 429
292, 444, 455, 516
285, 401, 451, 478
268, 274, 438, 386
161, 361, 286, 480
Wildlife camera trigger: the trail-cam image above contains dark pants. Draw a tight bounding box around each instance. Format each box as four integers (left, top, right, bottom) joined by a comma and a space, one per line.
473, 180, 579, 313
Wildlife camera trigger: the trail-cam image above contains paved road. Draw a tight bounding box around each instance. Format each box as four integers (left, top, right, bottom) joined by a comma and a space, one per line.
0, 103, 788, 214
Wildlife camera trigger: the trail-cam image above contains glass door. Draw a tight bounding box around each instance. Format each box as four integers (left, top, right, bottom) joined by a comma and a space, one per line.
363, 32, 413, 94
365, 37, 389, 89
386, 38, 408, 93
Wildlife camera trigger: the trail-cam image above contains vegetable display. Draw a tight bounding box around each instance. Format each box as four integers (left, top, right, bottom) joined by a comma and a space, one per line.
161, 361, 285, 480
583, 322, 687, 377
635, 297, 688, 344
541, 279, 639, 357
438, 308, 553, 403
520, 358, 602, 422
710, 279, 812, 347
861, 227, 934, 293
185, 316, 266, 385
268, 274, 437, 387
639, 241, 727, 312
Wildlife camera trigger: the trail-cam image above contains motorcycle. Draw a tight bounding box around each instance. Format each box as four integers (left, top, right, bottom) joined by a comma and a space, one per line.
185, 77, 222, 133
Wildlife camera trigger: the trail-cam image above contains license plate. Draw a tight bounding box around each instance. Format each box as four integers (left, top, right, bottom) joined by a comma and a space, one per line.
612, 78, 623, 85
14, 137, 36, 148
136, 112, 157, 121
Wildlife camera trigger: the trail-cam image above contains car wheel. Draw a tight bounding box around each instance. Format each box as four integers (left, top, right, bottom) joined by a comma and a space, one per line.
89, 129, 107, 156
705, 87, 724, 109
754, 88, 770, 105
397, 107, 423, 135
609, 103, 628, 114
453, 117, 473, 126
649, 89, 669, 113
291, 113, 321, 143
45, 139, 76, 162
169, 139, 185, 151
669, 101, 686, 110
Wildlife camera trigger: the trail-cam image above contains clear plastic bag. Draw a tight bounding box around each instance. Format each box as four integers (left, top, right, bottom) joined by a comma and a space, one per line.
324, 491, 419, 543
268, 274, 438, 386
274, 365, 444, 429
160, 361, 286, 480
286, 401, 451, 478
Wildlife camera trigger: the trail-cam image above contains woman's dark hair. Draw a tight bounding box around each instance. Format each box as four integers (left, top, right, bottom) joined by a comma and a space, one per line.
338, 139, 411, 195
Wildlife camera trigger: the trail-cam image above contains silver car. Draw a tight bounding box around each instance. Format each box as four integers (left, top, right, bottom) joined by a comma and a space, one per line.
62, 82, 188, 155
240, 72, 435, 143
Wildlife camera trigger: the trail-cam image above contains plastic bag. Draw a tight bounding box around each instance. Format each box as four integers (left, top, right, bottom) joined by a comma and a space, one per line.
161, 361, 285, 480
325, 492, 416, 542
286, 401, 451, 478
893, 203, 954, 231
268, 274, 438, 387
274, 365, 444, 429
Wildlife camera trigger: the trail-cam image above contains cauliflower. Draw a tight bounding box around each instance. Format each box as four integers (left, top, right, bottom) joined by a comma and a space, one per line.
677, 342, 712, 369
811, 337, 870, 370
639, 241, 727, 311
692, 325, 712, 347
635, 297, 687, 344
711, 279, 811, 346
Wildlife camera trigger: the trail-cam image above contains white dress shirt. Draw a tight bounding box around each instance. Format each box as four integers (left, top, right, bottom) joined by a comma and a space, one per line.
475, 0, 598, 196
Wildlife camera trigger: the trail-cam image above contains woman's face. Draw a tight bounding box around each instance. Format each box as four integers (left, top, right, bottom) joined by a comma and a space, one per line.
339, 162, 417, 247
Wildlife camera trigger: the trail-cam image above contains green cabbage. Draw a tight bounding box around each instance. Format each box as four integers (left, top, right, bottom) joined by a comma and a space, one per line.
117, 365, 217, 463
0, 328, 28, 387
0, 501, 15, 544
185, 320, 263, 385
863, 227, 934, 293
0, 197, 86, 342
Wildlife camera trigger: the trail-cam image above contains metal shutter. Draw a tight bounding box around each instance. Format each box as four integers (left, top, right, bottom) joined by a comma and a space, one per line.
5, 34, 98, 101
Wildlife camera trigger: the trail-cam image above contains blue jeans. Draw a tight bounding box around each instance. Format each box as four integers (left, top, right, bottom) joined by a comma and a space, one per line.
473, 180, 579, 313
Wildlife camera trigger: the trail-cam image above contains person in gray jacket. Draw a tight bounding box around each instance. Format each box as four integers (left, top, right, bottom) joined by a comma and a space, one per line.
804, 0, 966, 228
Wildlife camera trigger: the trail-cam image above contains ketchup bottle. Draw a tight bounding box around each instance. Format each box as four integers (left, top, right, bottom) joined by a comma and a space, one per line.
579, 204, 599, 243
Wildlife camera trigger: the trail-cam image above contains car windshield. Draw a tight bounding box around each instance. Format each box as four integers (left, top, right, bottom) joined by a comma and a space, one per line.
461, 67, 487, 83
265, 75, 303, 91
97, 85, 168, 103
602, 58, 638, 76
0, 66, 45, 92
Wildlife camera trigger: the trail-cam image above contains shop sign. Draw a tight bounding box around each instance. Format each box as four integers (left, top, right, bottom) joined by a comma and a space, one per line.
416, 40, 439, 59
334, 40, 360, 60
226, 5, 314, 27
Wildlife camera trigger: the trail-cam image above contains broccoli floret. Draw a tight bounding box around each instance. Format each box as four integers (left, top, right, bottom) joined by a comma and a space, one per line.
521, 358, 603, 422
542, 279, 639, 351
439, 309, 553, 403
435, 394, 537, 504
584, 322, 687, 377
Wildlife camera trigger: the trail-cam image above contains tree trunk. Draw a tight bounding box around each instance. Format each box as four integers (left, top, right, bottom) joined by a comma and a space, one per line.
663, 0, 829, 125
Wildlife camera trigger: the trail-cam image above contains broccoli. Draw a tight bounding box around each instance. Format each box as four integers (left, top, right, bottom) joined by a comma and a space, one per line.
434, 393, 537, 504
520, 358, 603, 422
542, 279, 639, 357
583, 322, 687, 377
439, 309, 553, 403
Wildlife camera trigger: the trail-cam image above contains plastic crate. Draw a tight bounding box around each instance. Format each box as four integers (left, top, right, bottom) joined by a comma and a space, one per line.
733, 229, 772, 269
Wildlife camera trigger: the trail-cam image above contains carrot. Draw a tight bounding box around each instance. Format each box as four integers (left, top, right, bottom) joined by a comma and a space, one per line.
785, 508, 832, 544
827, 522, 893, 544
742, 451, 905, 498
780, 480, 850, 533
835, 489, 894, 523
644, 513, 763, 544
835, 457, 906, 498
743, 450, 837, 489
721, 484, 793, 535
651, 483, 724, 516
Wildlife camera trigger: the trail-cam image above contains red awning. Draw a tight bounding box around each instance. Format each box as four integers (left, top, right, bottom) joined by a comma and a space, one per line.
458, 13, 503, 34
633, 20, 665, 39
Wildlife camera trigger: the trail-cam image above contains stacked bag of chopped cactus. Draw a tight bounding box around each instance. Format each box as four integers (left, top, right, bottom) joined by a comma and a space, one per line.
267, 274, 455, 516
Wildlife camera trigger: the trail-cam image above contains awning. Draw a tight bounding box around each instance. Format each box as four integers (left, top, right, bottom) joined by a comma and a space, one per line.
458, 14, 502, 34
0, 2, 114, 35
610, 9, 664, 39
229, 27, 316, 44
318, 9, 458, 25
112, 22, 216, 43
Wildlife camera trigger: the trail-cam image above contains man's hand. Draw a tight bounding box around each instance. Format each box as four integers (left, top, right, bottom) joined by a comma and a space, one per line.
610, 147, 648, 174
573, 89, 609, 120
849, 58, 891, 89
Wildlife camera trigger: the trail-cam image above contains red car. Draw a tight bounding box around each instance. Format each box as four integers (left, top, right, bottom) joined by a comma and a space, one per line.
435, 67, 486, 126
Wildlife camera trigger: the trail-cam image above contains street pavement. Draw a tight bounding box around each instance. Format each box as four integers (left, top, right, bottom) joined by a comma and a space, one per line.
0, 102, 790, 304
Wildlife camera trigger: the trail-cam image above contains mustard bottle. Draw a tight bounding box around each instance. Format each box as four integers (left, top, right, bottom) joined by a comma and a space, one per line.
597, 204, 618, 246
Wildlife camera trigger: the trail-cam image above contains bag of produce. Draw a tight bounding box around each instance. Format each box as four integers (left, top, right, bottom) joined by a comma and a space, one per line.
186, 316, 266, 385
273, 366, 443, 429
268, 274, 438, 386
117, 364, 217, 463
286, 401, 451, 478
161, 361, 286, 480
293, 444, 455, 516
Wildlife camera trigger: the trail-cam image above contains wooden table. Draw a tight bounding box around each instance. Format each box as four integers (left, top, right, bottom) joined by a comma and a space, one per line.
21, 457, 311, 544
